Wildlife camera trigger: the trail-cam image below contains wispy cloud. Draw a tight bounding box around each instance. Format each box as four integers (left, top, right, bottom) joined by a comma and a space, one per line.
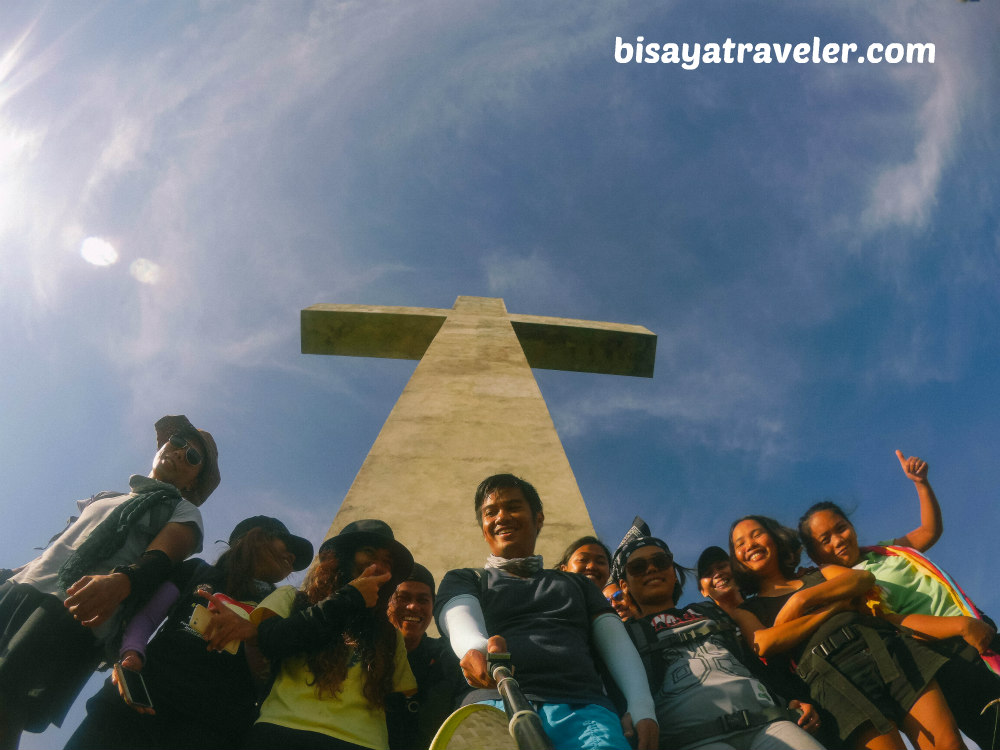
861, 7, 973, 233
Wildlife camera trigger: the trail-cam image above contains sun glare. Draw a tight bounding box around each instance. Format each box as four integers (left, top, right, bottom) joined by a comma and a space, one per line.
130, 258, 161, 284
80, 236, 118, 266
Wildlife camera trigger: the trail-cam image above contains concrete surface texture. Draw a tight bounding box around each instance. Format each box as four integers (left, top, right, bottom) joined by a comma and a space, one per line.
301, 295, 656, 586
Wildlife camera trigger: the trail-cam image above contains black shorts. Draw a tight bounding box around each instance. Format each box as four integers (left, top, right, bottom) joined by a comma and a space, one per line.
0, 582, 101, 732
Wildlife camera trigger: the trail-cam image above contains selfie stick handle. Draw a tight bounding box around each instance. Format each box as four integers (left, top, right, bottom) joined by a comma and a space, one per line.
488, 652, 554, 750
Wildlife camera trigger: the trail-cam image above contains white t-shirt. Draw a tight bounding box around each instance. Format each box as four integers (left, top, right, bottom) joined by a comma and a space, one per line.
12, 480, 203, 638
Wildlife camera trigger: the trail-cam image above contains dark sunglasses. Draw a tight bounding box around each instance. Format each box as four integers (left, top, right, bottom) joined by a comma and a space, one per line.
625, 552, 674, 577
606, 589, 625, 605
168, 434, 202, 466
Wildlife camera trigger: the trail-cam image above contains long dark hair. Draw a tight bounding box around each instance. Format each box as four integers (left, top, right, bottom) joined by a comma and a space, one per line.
728, 515, 802, 595
797, 500, 852, 561
214, 527, 279, 602
293, 545, 398, 708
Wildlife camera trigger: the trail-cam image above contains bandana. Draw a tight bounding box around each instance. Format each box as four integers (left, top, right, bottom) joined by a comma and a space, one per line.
610, 515, 672, 582
485, 554, 544, 577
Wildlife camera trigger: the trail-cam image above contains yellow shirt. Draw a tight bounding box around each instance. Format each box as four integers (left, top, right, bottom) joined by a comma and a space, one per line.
252, 586, 417, 750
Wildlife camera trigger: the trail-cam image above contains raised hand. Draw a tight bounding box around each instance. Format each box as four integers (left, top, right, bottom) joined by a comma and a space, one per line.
896, 449, 929, 484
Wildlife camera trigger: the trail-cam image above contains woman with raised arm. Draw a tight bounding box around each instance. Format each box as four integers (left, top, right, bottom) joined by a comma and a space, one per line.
728, 515, 963, 750
200, 519, 417, 750
798, 452, 1000, 748
66, 516, 313, 750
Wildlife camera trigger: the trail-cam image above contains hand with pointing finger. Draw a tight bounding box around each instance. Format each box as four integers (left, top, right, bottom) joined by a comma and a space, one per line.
348, 564, 393, 607
896, 450, 929, 484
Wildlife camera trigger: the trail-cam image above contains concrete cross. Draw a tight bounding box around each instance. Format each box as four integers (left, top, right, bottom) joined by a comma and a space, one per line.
301, 296, 656, 582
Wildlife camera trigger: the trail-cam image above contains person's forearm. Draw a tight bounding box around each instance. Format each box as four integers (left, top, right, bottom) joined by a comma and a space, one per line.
439, 594, 489, 659
256, 585, 366, 660
888, 613, 965, 641
775, 569, 874, 626
592, 613, 656, 723
119, 582, 180, 660
755, 606, 841, 658
903, 480, 943, 552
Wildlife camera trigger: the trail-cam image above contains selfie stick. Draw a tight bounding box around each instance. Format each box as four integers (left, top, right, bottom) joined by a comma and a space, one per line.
488, 652, 554, 750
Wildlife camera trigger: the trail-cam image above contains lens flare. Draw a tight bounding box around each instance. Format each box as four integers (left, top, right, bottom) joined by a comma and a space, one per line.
129, 258, 161, 284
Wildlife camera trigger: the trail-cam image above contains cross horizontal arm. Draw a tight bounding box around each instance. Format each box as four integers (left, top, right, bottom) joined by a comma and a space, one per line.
301, 304, 448, 360
509, 314, 656, 378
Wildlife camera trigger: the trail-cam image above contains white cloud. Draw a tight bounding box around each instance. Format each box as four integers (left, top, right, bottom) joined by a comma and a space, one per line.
861, 7, 973, 232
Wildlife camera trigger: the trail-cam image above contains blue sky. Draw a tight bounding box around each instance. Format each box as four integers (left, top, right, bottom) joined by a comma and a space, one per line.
1, 1, 997, 746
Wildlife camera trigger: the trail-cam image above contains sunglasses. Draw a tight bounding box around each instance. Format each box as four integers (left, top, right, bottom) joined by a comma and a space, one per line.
625, 552, 674, 577
168, 434, 202, 466
606, 589, 625, 605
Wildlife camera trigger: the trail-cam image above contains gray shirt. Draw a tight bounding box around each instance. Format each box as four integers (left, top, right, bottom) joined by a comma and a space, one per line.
12, 479, 203, 639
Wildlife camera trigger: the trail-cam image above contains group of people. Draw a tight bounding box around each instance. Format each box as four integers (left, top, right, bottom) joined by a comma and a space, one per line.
569, 451, 999, 750
0, 417, 996, 750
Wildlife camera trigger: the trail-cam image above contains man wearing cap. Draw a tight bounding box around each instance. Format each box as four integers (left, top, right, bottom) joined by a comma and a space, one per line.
386, 563, 466, 750
0, 414, 219, 748
616, 530, 824, 750
434, 473, 658, 750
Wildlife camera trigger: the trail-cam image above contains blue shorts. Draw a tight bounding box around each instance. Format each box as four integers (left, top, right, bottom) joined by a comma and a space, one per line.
478, 700, 630, 750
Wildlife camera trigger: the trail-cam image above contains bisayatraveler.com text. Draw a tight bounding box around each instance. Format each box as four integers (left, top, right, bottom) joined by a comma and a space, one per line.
615, 36, 936, 70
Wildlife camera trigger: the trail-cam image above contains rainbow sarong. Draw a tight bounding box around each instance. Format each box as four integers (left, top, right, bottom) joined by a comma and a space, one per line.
864, 544, 1000, 676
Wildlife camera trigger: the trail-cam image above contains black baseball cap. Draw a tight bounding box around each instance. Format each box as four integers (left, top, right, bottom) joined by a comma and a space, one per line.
696, 546, 730, 579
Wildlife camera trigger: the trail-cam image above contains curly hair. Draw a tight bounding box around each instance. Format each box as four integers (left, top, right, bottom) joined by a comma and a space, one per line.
728, 515, 803, 595
293, 547, 398, 709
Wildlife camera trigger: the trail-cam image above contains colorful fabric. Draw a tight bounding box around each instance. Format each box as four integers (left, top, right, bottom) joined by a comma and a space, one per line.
862, 544, 1000, 676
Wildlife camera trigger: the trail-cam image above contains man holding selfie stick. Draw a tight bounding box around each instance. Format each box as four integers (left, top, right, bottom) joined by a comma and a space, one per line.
434, 474, 658, 750
0, 415, 219, 750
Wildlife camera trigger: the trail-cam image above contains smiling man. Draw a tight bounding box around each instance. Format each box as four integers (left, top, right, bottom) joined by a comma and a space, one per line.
0, 415, 219, 749
386, 563, 465, 750
434, 473, 658, 750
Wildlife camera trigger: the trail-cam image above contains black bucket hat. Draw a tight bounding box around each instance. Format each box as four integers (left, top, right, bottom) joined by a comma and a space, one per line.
154, 415, 220, 506
229, 516, 314, 571
318, 519, 414, 584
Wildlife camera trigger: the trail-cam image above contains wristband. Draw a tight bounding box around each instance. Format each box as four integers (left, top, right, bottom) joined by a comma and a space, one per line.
112, 550, 173, 600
